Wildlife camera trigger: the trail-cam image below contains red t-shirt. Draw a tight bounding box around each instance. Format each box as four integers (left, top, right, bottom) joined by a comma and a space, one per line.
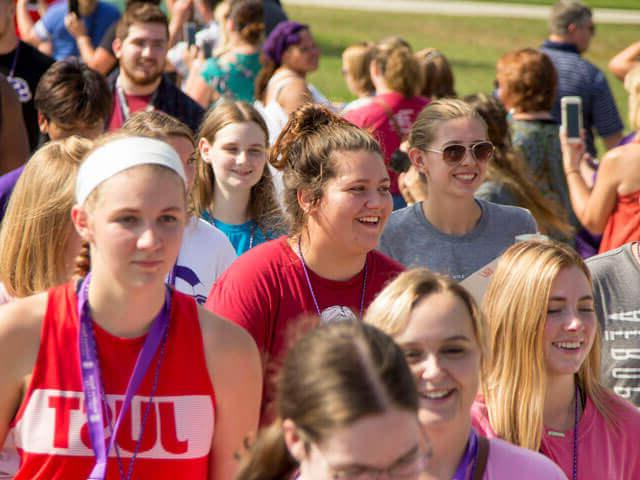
205, 236, 404, 420
472, 394, 640, 479
10, 283, 216, 479
108, 91, 153, 131
599, 189, 640, 253
343, 92, 429, 195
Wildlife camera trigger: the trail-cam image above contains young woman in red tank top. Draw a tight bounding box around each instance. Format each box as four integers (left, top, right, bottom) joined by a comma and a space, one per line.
0, 135, 262, 479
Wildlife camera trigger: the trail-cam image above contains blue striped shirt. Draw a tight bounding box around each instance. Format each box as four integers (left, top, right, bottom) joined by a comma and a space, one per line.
540, 40, 623, 156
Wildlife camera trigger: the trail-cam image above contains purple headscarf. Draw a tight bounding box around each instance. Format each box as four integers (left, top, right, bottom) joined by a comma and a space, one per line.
262, 20, 309, 66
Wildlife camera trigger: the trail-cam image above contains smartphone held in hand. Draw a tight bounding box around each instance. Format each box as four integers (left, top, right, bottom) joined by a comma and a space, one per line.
561, 96, 582, 144
184, 22, 197, 47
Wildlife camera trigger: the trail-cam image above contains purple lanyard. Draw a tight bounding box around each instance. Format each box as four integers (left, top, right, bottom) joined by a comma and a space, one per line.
452, 430, 479, 480
78, 273, 171, 479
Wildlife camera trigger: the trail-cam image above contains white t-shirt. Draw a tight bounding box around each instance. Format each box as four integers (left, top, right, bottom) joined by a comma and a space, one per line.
173, 217, 236, 304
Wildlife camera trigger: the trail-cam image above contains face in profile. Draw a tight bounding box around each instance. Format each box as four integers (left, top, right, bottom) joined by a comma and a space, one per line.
308, 149, 392, 256
75, 165, 187, 288
543, 266, 597, 378
282, 29, 320, 75
289, 408, 428, 480
395, 291, 481, 430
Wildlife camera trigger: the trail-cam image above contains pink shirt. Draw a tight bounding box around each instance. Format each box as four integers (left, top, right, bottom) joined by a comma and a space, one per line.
472, 394, 640, 479
483, 437, 567, 479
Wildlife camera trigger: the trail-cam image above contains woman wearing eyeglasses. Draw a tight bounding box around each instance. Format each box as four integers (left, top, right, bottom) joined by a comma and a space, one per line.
236, 321, 429, 480
379, 99, 537, 281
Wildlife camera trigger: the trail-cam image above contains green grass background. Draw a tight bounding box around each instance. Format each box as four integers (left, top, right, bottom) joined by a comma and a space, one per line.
467, 0, 638, 9
287, 5, 638, 145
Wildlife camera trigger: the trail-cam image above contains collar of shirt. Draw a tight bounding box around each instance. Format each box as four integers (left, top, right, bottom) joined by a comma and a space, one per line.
541, 40, 580, 55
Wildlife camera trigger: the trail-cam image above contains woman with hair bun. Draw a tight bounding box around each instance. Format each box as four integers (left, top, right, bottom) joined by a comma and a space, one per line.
0, 134, 261, 479
236, 321, 429, 480
474, 239, 640, 479
254, 21, 329, 144
344, 40, 429, 210
206, 104, 404, 422
186, 0, 265, 107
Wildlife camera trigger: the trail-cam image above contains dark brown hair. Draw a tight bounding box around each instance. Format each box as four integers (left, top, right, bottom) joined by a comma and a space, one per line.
236, 320, 419, 480
497, 48, 557, 113
115, 2, 168, 41
228, 0, 264, 46
270, 104, 382, 235
415, 48, 457, 99
34, 58, 112, 129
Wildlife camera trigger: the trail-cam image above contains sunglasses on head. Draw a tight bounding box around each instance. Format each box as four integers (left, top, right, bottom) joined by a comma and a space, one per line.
424, 141, 495, 166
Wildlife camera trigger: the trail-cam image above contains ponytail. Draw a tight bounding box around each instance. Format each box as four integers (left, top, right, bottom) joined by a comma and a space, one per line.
236, 421, 297, 480
74, 241, 91, 278
376, 45, 422, 98
255, 57, 277, 103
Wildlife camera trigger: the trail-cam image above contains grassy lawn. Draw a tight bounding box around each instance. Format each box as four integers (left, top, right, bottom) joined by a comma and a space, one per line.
467, 0, 639, 9
287, 5, 637, 147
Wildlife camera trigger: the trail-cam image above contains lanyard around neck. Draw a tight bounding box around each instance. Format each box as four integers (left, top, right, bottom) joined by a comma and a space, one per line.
77, 273, 171, 479
116, 84, 157, 124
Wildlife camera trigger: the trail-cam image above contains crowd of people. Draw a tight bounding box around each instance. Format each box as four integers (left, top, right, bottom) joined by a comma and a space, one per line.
0, 0, 639, 478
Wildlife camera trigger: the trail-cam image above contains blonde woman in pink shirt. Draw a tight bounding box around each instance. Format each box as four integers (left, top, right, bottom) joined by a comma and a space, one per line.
365, 269, 566, 479
473, 239, 640, 479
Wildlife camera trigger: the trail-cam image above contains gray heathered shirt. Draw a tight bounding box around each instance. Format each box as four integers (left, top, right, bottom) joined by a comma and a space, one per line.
587, 242, 640, 407
378, 199, 537, 281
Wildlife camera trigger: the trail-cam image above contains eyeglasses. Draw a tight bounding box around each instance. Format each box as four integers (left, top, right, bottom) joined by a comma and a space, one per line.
424, 141, 494, 166
314, 445, 430, 479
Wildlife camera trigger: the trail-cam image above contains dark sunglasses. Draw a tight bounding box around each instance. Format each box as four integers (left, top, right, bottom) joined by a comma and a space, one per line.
424, 141, 495, 165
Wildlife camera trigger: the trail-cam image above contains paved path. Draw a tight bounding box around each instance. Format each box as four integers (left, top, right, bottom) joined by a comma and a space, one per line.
282, 0, 640, 24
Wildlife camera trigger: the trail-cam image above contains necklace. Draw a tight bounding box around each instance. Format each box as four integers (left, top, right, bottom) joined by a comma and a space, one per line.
296, 236, 368, 321
546, 385, 580, 480
7, 42, 19, 79
78, 273, 171, 480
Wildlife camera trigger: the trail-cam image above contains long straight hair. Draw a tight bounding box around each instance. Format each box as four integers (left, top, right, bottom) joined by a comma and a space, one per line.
482, 239, 616, 450
0, 137, 92, 297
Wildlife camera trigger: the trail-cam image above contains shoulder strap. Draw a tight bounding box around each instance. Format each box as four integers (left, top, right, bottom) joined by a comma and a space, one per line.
473, 436, 490, 480
373, 96, 404, 141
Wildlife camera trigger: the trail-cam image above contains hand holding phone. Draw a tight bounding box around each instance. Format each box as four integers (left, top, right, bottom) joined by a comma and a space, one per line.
561, 96, 582, 144
183, 22, 197, 47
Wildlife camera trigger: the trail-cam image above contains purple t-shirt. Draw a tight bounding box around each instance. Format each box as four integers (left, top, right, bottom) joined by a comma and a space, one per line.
0, 165, 25, 221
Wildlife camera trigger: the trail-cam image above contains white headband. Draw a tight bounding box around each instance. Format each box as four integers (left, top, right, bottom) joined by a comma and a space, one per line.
75, 136, 187, 204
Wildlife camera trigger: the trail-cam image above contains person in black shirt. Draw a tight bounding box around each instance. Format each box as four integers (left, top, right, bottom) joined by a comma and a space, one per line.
0, 0, 54, 152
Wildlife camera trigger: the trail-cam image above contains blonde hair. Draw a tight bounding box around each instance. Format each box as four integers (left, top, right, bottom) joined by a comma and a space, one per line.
0, 136, 92, 297
482, 239, 615, 450
365, 268, 487, 369
342, 42, 376, 97
373, 43, 422, 98
409, 98, 487, 152
624, 64, 640, 131
194, 101, 283, 235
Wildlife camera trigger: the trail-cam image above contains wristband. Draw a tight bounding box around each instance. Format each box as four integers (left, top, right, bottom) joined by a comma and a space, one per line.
565, 169, 581, 177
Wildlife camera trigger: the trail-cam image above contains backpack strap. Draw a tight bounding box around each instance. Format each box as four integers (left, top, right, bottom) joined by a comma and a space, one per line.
472, 436, 490, 480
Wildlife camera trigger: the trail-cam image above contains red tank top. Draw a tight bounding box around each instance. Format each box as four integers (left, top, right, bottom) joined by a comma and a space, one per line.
599, 190, 640, 253
9, 282, 216, 479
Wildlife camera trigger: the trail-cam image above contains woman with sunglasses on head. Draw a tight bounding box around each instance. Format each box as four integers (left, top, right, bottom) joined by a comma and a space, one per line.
472, 239, 640, 479
236, 320, 429, 480
379, 98, 537, 282
0, 135, 262, 479
206, 104, 404, 422
365, 269, 567, 479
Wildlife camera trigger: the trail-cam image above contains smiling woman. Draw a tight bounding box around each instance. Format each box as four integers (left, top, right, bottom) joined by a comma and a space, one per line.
379, 98, 538, 281
473, 239, 640, 479
205, 104, 404, 424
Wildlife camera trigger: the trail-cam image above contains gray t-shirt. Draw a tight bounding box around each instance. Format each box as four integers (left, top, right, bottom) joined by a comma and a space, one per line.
379, 199, 537, 281
587, 242, 640, 406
